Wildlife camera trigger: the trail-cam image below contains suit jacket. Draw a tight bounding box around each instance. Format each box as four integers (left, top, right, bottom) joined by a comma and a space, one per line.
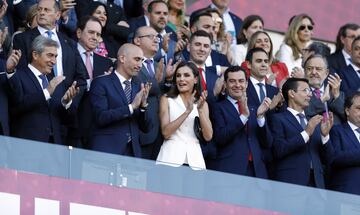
7, 67, 76, 145
328, 123, 360, 195
338, 64, 360, 95
67, 52, 113, 148
269, 110, 331, 188
0, 72, 9, 135
328, 51, 347, 73
246, 80, 279, 109
212, 98, 272, 178
207, 5, 243, 37
136, 63, 164, 159
89, 72, 152, 157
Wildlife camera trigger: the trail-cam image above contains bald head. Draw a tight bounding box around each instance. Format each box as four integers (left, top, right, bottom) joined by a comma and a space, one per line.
117, 43, 144, 79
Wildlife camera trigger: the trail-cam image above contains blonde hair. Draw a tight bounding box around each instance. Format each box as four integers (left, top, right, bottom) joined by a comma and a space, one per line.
283, 14, 314, 60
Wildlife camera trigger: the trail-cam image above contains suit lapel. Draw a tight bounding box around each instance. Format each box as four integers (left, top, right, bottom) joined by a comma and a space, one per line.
224, 99, 240, 119
247, 81, 261, 106
343, 123, 360, 149
284, 110, 304, 132
111, 72, 128, 105
26, 67, 43, 92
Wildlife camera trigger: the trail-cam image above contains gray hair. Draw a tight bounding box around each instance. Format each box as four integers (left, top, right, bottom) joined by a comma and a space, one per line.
31, 35, 59, 54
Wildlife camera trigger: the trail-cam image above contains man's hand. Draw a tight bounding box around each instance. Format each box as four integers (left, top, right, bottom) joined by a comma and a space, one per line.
238, 94, 250, 117
60, 0, 76, 21
269, 91, 283, 110
141, 82, 152, 108
290, 67, 305, 78
6, 49, 21, 73
257, 97, 271, 118
117, 20, 129, 28
155, 58, 164, 83
213, 75, 224, 97
197, 90, 208, 111
328, 73, 341, 99
0, 0, 8, 21
320, 112, 334, 136
62, 81, 80, 104
305, 115, 322, 137
47, 76, 65, 95
321, 84, 331, 103
131, 84, 145, 110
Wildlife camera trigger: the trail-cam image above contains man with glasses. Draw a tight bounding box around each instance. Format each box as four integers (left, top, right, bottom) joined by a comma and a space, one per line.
303, 54, 345, 125
328, 23, 360, 72
338, 36, 360, 95
269, 77, 333, 188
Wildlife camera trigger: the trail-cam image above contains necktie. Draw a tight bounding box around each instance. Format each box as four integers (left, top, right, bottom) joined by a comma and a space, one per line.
45, 30, 58, 76
198, 68, 207, 91
84, 51, 93, 80
39, 74, 49, 89
257, 83, 265, 102
145, 59, 154, 77
123, 80, 131, 104
297, 113, 307, 129
313, 88, 321, 99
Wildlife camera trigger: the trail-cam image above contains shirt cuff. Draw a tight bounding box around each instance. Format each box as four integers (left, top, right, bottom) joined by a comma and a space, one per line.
128, 104, 134, 114
6, 72, 15, 79
257, 117, 265, 127
43, 89, 51, 101
61, 99, 72, 109
239, 114, 248, 125
301, 131, 310, 143
321, 135, 330, 145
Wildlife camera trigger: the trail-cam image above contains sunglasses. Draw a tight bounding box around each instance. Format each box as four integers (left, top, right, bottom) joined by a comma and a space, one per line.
299, 25, 313, 31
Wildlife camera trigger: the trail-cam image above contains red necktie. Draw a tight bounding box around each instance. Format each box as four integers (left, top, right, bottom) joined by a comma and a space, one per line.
198, 68, 207, 91
237, 100, 252, 161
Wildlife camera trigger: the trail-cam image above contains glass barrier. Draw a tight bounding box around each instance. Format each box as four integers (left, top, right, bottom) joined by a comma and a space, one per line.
1, 135, 360, 215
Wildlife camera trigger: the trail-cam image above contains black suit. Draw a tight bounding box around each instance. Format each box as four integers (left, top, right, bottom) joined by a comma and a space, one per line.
67, 51, 113, 148
0, 72, 9, 136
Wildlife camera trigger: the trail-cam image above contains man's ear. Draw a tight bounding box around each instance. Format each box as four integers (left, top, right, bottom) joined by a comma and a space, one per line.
76, 29, 81, 40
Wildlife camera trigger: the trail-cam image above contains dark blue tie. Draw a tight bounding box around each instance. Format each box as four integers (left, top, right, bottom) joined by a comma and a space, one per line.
145, 59, 155, 77
45, 30, 58, 76
123, 80, 131, 104
356, 128, 360, 141
257, 83, 265, 102
297, 113, 307, 129
39, 74, 49, 89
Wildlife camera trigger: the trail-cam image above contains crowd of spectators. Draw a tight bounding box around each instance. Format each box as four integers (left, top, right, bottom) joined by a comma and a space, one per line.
0, 0, 360, 196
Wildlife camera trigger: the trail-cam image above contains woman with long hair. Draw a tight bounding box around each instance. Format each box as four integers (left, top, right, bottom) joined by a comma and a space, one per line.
156, 62, 212, 170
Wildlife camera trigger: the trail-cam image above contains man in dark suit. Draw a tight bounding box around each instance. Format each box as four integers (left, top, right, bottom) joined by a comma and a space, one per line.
303, 54, 345, 125
13, 0, 87, 92
209, 0, 242, 45
133, 26, 165, 159
269, 78, 333, 188
66, 16, 113, 148
186, 10, 230, 67
339, 36, 360, 95
328, 92, 360, 195
89, 43, 152, 157
0, 70, 9, 136
212, 66, 272, 178
6, 35, 79, 145
328, 23, 360, 73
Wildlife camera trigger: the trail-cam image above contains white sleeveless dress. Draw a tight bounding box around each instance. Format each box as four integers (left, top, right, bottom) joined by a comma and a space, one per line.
156, 96, 206, 170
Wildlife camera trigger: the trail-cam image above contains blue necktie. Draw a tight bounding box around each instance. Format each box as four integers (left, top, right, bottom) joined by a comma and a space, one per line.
257, 83, 265, 102
145, 59, 155, 77
297, 113, 307, 129
356, 128, 360, 142
123, 80, 131, 104
45, 30, 58, 76
38, 74, 49, 89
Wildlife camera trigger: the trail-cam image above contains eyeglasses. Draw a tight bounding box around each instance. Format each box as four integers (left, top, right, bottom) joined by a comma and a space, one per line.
295, 88, 311, 94
137, 34, 160, 41
299, 25, 313, 31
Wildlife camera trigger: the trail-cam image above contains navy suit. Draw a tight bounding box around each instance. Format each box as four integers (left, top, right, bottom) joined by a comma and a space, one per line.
269, 110, 331, 188
89, 72, 152, 157
67, 52, 113, 148
7, 68, 76, 145
328, 123, 360, 195
338, 64, 360, 95
328, 51, 347, 73
137, 63, 165, 159
212, 98, 272, 178
246, 80, 279, 109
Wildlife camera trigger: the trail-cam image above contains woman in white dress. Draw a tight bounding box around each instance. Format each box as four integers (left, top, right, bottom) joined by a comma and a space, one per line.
156, 62, 213, 170
276, 14, 314, 77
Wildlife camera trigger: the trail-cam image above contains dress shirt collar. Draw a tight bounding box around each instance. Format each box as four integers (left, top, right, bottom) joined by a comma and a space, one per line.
77, 43, 93, 56
249, 76, 266, 86
38, 26, 57, 37
114, 70, 132, 86
350, 62, 360, 72
287, 107, 306, 119
144, 15, 150, 27
348, 121, 360, 134
28, 63, 43, 77
342, 49, 352, 65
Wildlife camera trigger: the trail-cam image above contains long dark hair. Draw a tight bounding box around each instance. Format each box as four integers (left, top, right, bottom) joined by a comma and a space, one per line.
84, 1, 108, 29
237, 15, 264, 44
166, 61, 201, 102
